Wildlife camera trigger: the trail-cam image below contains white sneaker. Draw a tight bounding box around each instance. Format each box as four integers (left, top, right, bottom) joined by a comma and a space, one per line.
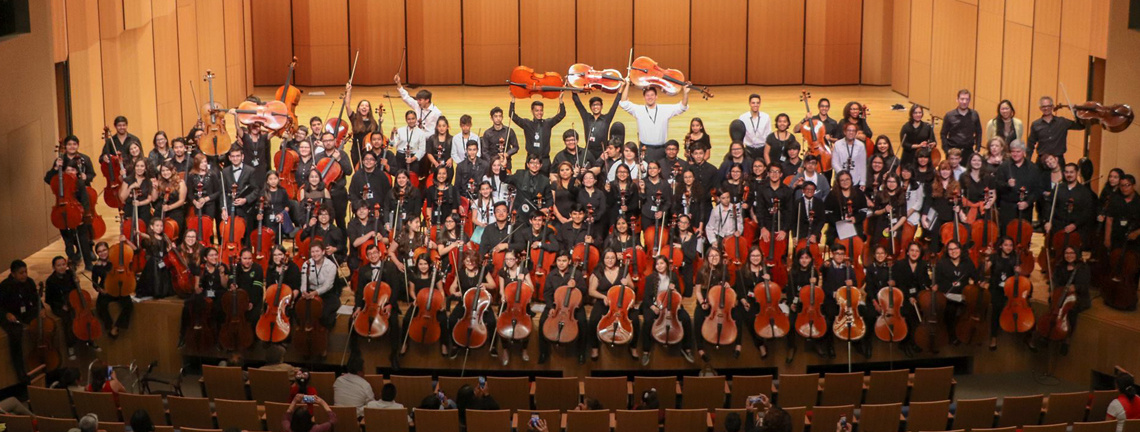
68, 347, 76, 360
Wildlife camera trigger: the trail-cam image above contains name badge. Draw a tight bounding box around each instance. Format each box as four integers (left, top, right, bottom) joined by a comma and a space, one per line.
206, 290, 216, 298
650, 205, 658, 212
367, 192, 374, 200
533, 132, 540, 143
748, 291, 755, 298
157, 260, 166, 269
20, 306, 26, 314
908, 288, 916, 294
251, 159, 259, 167
1122, 220, 1129, 226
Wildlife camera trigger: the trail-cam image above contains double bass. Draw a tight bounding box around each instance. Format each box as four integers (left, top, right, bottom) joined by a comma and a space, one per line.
833, 266, 866, 341
257, 269, 293, 343
543, 258, 583, 345
199, 70, 231, 157
27, 282, 61, 374
273, 57, 302, 137
453, 255, 493, 349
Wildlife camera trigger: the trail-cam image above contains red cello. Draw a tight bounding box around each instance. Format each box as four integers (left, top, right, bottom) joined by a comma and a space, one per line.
187, 183, 215, 244
571, 205, 600, 275
628, 56, 714, 99
796, 265, 827, 339
507, 66, 583, 99
799, 90, 832, 171
251, 197, 275, 271
453, 255, 493, 349
497, 251, 536, 343
353, 258, 393, 339
1007, 187, 1035, 276
219, 184, 246, 265
969, 188, 999, 265
566, 64, 624, 93
407, 263, 444, 344
597, 281, 636, 346
1000, 274, 1036, 333
98, 126, 126, 208
758, 198, 789, 286
753, 268, 789, 340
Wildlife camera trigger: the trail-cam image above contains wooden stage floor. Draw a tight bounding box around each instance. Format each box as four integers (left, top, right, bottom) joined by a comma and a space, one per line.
3, 85, 1136, 388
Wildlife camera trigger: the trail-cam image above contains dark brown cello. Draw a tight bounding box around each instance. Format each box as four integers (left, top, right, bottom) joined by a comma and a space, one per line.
453, 255, 493, 350
701, 255, 739, 347
291, 291, 328, 358
68, 263, 103, 342
795, 265, 827, 340
353, 256, 393, 339
1008, 187, 1035, 276
912, 266, 948, 354
543, 257, 583, 345
874, 263, 908, 343
955, 280, 990, 346
27, 282, 61, 374
218, 260, 254, 352
1000, 274, 1035, 333
1035, 269, 1079, 341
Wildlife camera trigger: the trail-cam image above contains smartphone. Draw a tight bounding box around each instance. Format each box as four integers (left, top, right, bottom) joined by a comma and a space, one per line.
437, 391, 446, 403
302, 395, 316, 404
840, 416, 848, 428
529, 414, 541, 428
107, 366, 114, 376
478, 376, 487, 389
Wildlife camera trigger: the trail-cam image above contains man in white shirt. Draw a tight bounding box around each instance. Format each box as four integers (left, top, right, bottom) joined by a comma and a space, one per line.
831, 123, 868, 187
301, 243, 340, 329
450, 114, 479, 165
739, 93, 772, 160
333, 357, 375, 417
705, 190, 744, 248
390, 110, 428, 175
620, 79, 689, 163
394, 74, 441, 131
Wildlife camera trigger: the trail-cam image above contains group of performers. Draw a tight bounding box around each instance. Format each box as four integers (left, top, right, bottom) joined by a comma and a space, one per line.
5, 60, 1139, 379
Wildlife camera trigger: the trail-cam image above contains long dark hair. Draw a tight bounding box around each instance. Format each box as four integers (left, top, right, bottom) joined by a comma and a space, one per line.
993, 99, 1016, 135
1117, 372, 1137, 399
290, 407, 314, 432
88, 360, 109, 392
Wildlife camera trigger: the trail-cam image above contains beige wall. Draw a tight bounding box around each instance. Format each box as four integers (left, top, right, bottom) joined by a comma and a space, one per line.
1100, 0, 1140, 176
0, 0, 61, 268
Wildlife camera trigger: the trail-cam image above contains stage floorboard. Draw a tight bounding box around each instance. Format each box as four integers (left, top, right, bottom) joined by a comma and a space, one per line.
3, 85, 1136, 389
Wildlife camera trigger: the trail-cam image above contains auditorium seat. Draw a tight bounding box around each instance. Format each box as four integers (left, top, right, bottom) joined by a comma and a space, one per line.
202, 365, 248, 401
1088, 390, 1118, 422
438, 376, 479, 400
729, 375, 774, 408
72, 390, 122, 422
309, 371, 336, 403
972, 427, 1016, 432
784, 406, 806, 432
363, 407, 409, 432
264, 402, 289, 432
777, 373, 819, 409
906, 400, 951, 432
155, 426, 174, 432
811, 404, 855, 431
37, 416, 78, 432
583, 376, 629, 411
412, 408, 459, 431
363, 374, 387, 400
997, 394, 1043, 427
634, 376, 679, 408
664, 408, 708, 432
466, 409, 511, 432
566, 409, 611, 432
1072, 420, 1118, 432
615, 409, 659, 432
952, 398, 998, 431
28, 386, 75, 419
821, 372, 864, 407
714, 408, 747, 432
1023, 423, 1068, 432
119, 393, 169, 425
866, 369, 909, 405
0, 413, 35, 432
518, 410, 562, 432
168, 396, 215, 429
248, 369, 292, 404
860, 403, 903, 432
682, 375, 727, 411
99, 420, 126, 432
180, 428, 222, 432
534, 377, 579, 411
486, 376, 531, 412
1123, 419, 1140, 432
214, 398, 262, 432
320, 406, 361, 432
911, 367, 955, 402
388, 375, 432, 410
1042, 391, 1091, 425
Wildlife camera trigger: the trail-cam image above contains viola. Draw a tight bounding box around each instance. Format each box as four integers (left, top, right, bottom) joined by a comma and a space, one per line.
199, 70, 232, 157
874, 281, 908, 343
759, 198, 789, 286
218, 282, 254, 352
251, 197, 275, 271
955, 281, 989, 345
969, 189, 999, 265
219, 184, 247, 265
795, 266, 827, 339
274, 146, 300, 199
913, 284, 948, 353
543, 262, 583, 344
833, 266, 865, 341
628, 56, 714, 99
597, 284, 636, 346
407, 264, 444, 344
453, 257, 493, 349
565, 63, 624, 93
701, 282, 739, 346
166, 236, 195, 297
999, 274, 1035, 333
507, 66, 582, 99
68, 264, 102, 342
105, 214, 138, 297
257, 270, 293, 343
291, 294, 328, 358
99, 127, 126, 208
651, 282, 685, 345
27, 282, 61, 374
353, 261, 393, 339
1007, 187, 1035, 276
273, 57, 302, 137
187, 183, 216, 244
1059, 101, 1133, 132
753, 276, 789, 339
799, 90, 833, 171
497, 253, 535, 342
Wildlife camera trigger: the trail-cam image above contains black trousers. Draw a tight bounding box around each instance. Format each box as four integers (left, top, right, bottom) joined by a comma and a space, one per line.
1, 322, 27, 379
588, 304, 641, 350
96, 293, 134, 330
538, 307, 587, 358
330, 190, 349, 232
639, 307, 694, 352
641, 145, 666, 165
989, 292, 1008, 336
944, 300, 964, 343
45, 300, 78, 349
61, 225, 95, 268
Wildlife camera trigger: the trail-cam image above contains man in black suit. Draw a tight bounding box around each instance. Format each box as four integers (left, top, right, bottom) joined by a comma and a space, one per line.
220, 147, 260, 237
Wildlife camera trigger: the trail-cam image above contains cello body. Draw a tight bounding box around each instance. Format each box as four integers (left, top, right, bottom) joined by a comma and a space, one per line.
833, 286, 866, 341
597, 285, 636, 345
68, 285, 103, 342
1104, 248, 1140, 311
796, 283, 827, 339
166, 241, 195, 297
753, 281, 789, 339
701, 284, 739, 346
218, 289, 254, 351
453, 286, 492, 349
105, 240, 137, 297
543, 284, 582, 344
256, 282, 293, 343
1000, 275, 1035, 333
291, 295, 328, 357
496, 280, 535, 340
27, 283, 61, 374
408, 283, 445, 344
955, 283, 990, 345
1036, 287, 1078, 341
353, 280, 392, 339
651, 288, 685, 345
874, 286, 908, 342
913, 289, 949, 352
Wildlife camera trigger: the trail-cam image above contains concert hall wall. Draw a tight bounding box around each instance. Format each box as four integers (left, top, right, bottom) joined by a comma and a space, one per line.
1101, 0, 1140, 175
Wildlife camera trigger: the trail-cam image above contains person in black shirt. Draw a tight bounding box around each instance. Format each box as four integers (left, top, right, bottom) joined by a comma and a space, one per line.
44, 256, 85, 357
234, 118, 271, 178
316, 133, 354, 231
940, 90, 983, 159
100, 115, 142, 164
819, 245, 856, 358
899, 104, 938, 166
892, 243, 932, 356
351, 244, 401, 369
572, 92, 621, 158
995, 141, 1040, 235
232, 249, 265, 328
552, 130, 590, 174
984, 237, 1018, 351
932, 240, 978, 346
1029, 245, 1090, 355
755, 164, 793, 246
790, 181, 826, 245
0, 260, 39, 383
659, 140, 689, 184
1027, 96, 1085, 167
348, 152, 392, 210
795, 97, 839, 144
510, 96, 566, 175
456, 141, 490, 199
506, 154, 551, 222
480, 202, 516, 254
687, 145, 718, 195
1045, 164, 1097, 250
538, 252, 589, 364
299, 207, 347, 265
45, 153, 96, 269
640, 255, 696, 364
481, 107, 519, 171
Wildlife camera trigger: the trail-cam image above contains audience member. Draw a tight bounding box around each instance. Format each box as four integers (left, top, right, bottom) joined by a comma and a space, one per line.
284, 394, 335, 432
129, 409, 155, 432
77, 413, 98, 432
725, 412, 743, 432
365, 383, 403, 410
455, 383, 500, 426
87, 360, 126, 405
1107, 367, 1140, 430
576, 396, 603, 411
259, 345, 297, 380
634, 388, 664, 424
332, 357, 374, 417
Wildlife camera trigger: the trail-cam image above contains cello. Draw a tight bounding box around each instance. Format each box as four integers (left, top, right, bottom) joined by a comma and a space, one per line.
497, 251, 535, 343
969, 188, 999, 265
274, 145, 300, 200
1041, 198, 1082, 268
1007, 187, 1035, 276
833, 266, 866, 341
529, 195, 556, 294
50, 151, 84, 231
571, 205, 600, 275
566, 64, 624, 93
352, 255, 393, 339
1035, 266, 1079, 341
68, 263, 103, 342
199, 70, 231, 157
507, 66, 583, 99
543, 258, 583, 345
218, 259, 254, 352
795, 265, 827, 339
627, 56, 714, 99
955, 281, 989, 346
251, 197, 275, 271
406, 262, 444, 344
219, 184, 247, 264
651, 277, 685, 345
597, 280, 636, 346
453, 254, 493, 350
701, 278, 739, 348
99, 126, 126, 208
874, 264, 908, 343
27, 282, 61, 374
105, 212, 137, 298
291, 291, 327, 358
273, 57, 302, 137
939, 192, 970, 258
721, 199, 748, 275
759, 198, 789, 286
357, 203, 388, 260
166, 234, 195, 297
999, 273, 1035, 333
799, 90, 832, 171
187, 183, 215, 244
753, 268, 789, 340
257, 269, 293, 343
912, 266, 948, 353
842, 199, 866, 284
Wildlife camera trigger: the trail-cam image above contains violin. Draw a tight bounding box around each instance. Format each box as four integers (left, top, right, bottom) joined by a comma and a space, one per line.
874, 266, 907, 343
27, 282, 61, 374
651, 279, 685, 345
187, 183, 216, 244
507, 66, 583, 99
99, 127, 126, 208
68, 263, 103, 342
273, 57, 302, 137
999, 274, 1035, 333
597, 282, 636, 346
912, 269, 948, 353
199, 70, 232, 157
752, 271, 789, 339
218, 261, 254, 352
543, 259, 583, 344
795, 265, 827, 339
759, 198, 789, 286
969, 188, 999, 265
219, 184, 247, 265
407, 262, 444, 344
833, 266, 865, 341
257, 268, 293, 343
251, 197, 276, 271
105, 212, 138, 297
566, 64, 624, 93
291, 291, 328, 358
353, 258, 393, 339
497, 251, 535, 342
453, 255, 493, 349
799, 90, 832, 171
1007, 187, 1035, 276
1058, 101, 1133, 132
627, 56, 714, 99
166, 235, 195, 297
701, 280, 739, 347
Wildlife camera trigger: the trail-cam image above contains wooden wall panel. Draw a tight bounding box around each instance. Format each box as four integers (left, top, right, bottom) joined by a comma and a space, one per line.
152, 0, 183, 133
1029, 33, 1059, 124
292, 0, 348, 86
406, 0, 462, 84
123, 0, 152, 30
243, 0, 254, 92
463, 0, 519, 85
520, 0, 575, 74
1001, 23, 1034, 125
974, 0, 1005, 117
1098, 0, 1140, 179
929, 0, 977, 116
1089, 0, 1109, 58
908, 0, 933, 108
805, 0, 863, 85
1059, 0, 1093, 160
349, 0, 404, 86
177, 0, 202, 128
66, 0, 106, 143
633, 0, 689, 77
690, 0, 746, 85
1006, 0, 1035, 27
250, 0, 292, 86
891, 0, 910, 95
100, 0, 159, 140
223, 0, 248, 105
51, 0, 68, 63
1060, 0, 1091, 50
748, 0, 805, 85
577, 0, 632, 70
861, 0, 893, 86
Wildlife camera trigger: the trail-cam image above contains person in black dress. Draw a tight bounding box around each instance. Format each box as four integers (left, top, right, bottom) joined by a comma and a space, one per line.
692, 248, 741, 360
586, 249, 638, 360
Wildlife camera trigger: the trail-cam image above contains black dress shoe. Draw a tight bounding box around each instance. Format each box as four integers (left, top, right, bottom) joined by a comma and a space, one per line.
538, 353, 549, 364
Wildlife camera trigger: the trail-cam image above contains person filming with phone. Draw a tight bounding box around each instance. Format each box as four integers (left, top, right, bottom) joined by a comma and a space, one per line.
284, 393, 335, 432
